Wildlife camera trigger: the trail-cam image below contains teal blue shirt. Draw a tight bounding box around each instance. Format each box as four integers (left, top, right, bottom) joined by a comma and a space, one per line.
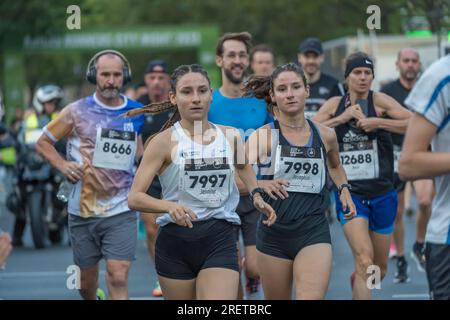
208, 89, 273, 141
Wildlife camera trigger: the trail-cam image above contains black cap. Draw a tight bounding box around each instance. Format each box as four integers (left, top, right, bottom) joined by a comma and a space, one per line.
298, 37, 323, 55
145, 59, 168, 74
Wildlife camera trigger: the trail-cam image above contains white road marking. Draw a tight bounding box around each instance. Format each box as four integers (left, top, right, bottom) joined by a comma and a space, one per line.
0, 271, 106, 278
392, 293, 430, 299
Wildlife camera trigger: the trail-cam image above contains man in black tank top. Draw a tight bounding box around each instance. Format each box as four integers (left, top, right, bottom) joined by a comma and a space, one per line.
314, 52, 411, 299
380, 48, 434, 281
380, 49, 419, 193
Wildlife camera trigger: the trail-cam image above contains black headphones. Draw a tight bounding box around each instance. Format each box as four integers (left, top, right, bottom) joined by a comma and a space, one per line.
86, 49, 132, 85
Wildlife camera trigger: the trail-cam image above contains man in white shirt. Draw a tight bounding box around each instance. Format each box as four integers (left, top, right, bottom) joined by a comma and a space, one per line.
399, 54, 450, 300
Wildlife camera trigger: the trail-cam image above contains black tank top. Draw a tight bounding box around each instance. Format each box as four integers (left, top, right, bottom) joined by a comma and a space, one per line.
334, 91, 394, 197
380, 79, 411, 147
259, 119, 328, 222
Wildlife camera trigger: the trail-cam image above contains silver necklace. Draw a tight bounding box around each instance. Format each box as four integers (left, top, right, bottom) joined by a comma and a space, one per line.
278, 120, 308, 130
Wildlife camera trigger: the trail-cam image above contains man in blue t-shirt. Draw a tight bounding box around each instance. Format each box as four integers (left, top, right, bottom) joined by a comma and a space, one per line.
208, 31, 272, 299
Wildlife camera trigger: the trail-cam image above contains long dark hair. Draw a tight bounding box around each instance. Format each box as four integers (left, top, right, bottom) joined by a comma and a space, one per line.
122, 64, 211, 147
243, 62, 308, 114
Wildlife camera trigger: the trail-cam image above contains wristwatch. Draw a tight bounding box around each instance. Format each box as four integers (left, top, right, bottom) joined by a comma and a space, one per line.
249, 187, 265, 200
338, 183, 352, 195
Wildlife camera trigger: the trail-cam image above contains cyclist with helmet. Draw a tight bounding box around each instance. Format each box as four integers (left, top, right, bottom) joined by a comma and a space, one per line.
11, 85, 65, 246
31, 85, 64, 123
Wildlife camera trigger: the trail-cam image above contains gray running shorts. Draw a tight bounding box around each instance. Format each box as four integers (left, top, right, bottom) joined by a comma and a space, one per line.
68, 211, 138, 268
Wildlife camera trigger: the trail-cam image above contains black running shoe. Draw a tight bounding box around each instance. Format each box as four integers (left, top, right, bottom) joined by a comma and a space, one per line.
394, 256, 410, 283
411, 242, 426, 272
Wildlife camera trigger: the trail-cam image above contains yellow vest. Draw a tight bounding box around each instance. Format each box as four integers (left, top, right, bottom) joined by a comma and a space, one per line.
24, 112, 58, 144
25, 112, 39, 130
25, 112, 58, 130
0, 147, 16, 165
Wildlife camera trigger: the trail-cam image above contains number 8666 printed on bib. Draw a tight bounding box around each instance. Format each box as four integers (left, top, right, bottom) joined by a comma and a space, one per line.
92, 127, 136, 171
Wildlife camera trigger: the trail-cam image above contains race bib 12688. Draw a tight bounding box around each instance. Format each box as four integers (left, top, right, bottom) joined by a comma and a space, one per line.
339, 139, 379, 181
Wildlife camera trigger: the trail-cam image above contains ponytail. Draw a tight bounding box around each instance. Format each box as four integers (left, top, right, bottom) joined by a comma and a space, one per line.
243, 75, 274, 114
122, 100, 179, 148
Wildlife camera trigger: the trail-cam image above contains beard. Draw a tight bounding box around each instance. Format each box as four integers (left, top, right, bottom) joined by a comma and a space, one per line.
224, 67, 245, 85
99, 86, 120, 99
304, 64, 319, 76
401, 70, 418, 81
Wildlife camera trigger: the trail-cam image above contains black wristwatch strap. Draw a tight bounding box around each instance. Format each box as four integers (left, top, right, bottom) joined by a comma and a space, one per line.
338, 183, 351, 195
249, 187, 265, 200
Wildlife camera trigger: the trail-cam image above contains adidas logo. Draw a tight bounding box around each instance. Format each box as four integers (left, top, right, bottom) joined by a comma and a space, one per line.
343, 130, 369, 143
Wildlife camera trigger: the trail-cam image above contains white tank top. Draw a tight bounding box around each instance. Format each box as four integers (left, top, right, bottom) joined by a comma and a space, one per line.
156, 122, 240, 227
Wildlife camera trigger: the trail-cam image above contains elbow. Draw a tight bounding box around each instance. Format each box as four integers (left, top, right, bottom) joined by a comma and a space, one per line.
398, 154, 415, 181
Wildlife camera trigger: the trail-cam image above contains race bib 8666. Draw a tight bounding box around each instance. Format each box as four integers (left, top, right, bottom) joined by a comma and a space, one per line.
92, 128, 136, 171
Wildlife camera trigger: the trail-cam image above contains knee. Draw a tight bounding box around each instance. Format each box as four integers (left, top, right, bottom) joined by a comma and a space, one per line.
418, 200, 432, 212
416, 194, 432, 210
355, 252, 374, 276
107, 267, 128, 288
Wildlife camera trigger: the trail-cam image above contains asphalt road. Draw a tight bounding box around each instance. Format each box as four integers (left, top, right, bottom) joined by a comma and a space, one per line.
0, 201, 429, 300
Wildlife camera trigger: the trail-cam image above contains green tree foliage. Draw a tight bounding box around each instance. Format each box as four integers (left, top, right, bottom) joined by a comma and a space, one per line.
78, 0, 409, 61
1, 0, 447, 98
403, 0, 449, 32
0, 0, 76, 47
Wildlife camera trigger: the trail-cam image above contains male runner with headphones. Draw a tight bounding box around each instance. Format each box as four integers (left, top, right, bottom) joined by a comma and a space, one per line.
36, 50, 145, 300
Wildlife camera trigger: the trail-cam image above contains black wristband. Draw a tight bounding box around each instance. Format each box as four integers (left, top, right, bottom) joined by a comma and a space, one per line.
249, 187, 265, 200
338, 183, 352, 195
